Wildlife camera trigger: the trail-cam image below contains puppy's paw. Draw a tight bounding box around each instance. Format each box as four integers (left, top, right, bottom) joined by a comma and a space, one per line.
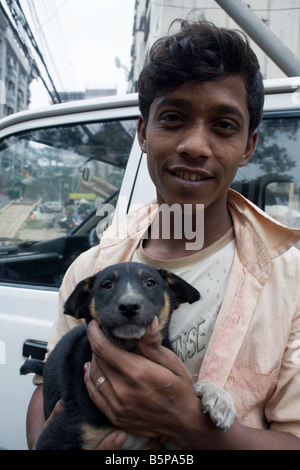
194, 380, 236, 432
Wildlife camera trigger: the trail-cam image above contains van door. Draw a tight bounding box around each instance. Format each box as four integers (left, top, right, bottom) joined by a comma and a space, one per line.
0, 105, 139, 449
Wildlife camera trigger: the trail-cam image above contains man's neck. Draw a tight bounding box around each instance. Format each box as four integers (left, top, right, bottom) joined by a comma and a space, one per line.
143, 204, 233, 260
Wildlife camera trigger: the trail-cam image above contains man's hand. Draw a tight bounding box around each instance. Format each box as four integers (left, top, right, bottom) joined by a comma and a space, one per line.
83, 317, 202, 447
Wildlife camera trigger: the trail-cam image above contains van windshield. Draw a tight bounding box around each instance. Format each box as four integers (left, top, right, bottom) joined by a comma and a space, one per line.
0, 117, 138, 286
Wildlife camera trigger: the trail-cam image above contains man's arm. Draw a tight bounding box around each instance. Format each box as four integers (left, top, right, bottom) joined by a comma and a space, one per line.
26, 385, 45, 449
26, 385, 67, 449
84, 318, 300, 450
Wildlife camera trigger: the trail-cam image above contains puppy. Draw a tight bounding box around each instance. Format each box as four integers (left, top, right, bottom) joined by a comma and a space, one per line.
21, 262, 236, 450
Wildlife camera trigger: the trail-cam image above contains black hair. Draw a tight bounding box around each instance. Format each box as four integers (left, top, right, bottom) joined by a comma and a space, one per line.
138, 19, 264, 135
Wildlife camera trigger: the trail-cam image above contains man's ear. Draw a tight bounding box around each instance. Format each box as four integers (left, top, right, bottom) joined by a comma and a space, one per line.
158, 269, 200, 308
239, 130, 258, 167
64, 276, 96, 321
137, 115, 147, 153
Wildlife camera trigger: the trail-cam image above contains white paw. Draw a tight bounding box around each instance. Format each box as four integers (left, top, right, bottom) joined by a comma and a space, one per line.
194, 380, 236, 432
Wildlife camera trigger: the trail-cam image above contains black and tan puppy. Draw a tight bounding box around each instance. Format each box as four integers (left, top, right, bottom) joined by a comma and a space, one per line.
21, 262, 236, 450
21, 262, 199, 449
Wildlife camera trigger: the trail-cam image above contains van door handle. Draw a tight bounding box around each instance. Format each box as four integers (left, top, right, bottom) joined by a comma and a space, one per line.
22, 339, 47, 361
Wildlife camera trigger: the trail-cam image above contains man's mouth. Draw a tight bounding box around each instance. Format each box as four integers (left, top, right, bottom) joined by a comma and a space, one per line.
175, 171, 209, 182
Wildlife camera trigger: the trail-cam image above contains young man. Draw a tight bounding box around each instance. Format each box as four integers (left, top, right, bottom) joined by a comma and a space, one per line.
27, 19, 300, 450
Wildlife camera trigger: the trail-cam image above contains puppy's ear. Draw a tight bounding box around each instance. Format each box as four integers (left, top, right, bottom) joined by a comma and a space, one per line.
158, 269, 200, 307
64, 276, 96, 321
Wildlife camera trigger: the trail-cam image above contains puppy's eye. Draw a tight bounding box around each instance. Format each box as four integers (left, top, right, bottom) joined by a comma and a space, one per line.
146, 278, 156, 287
102, 280, 113, 289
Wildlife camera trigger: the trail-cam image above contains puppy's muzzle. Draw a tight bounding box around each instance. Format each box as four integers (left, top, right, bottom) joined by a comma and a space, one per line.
111, 293, 145, 340
118, 294, 141, 318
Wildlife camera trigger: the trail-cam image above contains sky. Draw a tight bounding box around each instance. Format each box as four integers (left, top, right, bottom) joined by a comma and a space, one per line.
19, 0, 136, 108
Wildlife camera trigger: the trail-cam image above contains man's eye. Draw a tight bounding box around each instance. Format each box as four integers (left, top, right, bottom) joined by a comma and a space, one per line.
215, 120, 237, 131
161, 113, 182, 122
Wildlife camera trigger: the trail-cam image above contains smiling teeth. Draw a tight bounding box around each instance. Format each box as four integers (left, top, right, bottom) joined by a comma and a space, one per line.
175, 171, 205, 181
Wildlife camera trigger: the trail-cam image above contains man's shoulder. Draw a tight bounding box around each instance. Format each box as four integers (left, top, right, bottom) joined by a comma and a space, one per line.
63, 243, 103, 288
228, 189, 300, 257
101, 200, 158, 245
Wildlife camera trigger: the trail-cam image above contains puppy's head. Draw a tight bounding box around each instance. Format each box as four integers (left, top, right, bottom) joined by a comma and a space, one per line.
64, 262, 200, 350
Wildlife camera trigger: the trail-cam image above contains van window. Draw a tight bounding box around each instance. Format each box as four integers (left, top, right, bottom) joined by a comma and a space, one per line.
0, 118, 137, 286
232, 114, 300, 228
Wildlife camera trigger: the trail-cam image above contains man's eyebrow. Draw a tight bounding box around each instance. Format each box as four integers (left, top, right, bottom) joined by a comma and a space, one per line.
155, 98, 245, 120
155, 97, 190, 108
210, 104, 245, 120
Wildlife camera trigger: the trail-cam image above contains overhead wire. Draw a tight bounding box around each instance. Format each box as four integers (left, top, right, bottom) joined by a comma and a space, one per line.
25, 0, 65, 92
35, 0, 68, 30
29, 0, 80, 92
47, 1, 79, 90
6, 0, 62, 102
2, 0, 60, 104
26, 0, 71, 92
16, 0, 62, 101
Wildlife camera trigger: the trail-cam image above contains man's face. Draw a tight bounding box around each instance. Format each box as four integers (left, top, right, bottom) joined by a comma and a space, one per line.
138, 75, 257, 213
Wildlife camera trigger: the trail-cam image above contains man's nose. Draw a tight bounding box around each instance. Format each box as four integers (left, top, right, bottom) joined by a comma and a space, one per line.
176, 124, 212, 159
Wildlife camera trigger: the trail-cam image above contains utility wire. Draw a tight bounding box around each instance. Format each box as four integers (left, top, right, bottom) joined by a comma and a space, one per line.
28, 0, 79, 92
15, 0, 62, 101
5, 0, 61, 102
0, 2, 56, 103
35, 0, 68, 30
26, 0, 65, 92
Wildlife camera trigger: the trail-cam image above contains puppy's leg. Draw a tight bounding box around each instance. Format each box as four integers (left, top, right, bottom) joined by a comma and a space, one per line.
81, 423, 149, 450
194, 380, 236, 432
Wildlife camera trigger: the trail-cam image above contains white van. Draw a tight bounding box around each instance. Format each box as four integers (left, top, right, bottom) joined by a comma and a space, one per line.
0, 78, 300, 449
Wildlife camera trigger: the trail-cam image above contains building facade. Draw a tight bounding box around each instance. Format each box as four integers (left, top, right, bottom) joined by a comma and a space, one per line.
0, 12, 32, 118
129, 0, 300, 91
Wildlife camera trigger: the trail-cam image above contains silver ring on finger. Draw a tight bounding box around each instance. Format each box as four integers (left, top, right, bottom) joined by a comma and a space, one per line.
95, 375, 106, 393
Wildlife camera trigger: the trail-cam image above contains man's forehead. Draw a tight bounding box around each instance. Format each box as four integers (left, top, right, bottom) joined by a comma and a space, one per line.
151, 78, 248, 115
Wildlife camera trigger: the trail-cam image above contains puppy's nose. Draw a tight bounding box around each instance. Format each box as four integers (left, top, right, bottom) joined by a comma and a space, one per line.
118, 295, 141, 317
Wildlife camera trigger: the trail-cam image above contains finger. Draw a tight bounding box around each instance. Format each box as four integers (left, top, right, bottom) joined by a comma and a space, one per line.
93, 430, 128, 450
87, 320, 127, 363
84, 359, 125, 424
84, 361, 109, 412
43, 398, 64, 430
52, 398, 64, 417
87, 320, 146, 372
84, 360, 147, 434
85, 354, 121, 404
84, 358, 105, 390
139, 318, 192, 380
